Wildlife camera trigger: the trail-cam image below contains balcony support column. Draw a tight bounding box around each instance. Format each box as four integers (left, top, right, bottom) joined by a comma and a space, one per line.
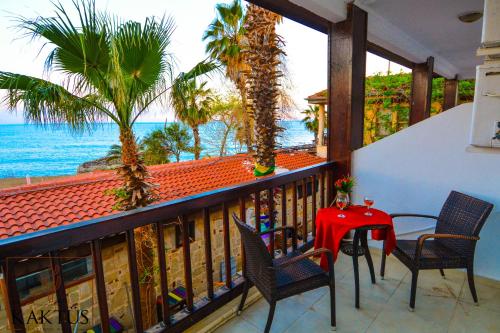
443, 76, 459, 111
410, 57, 434, 124
327, 4, 367, 204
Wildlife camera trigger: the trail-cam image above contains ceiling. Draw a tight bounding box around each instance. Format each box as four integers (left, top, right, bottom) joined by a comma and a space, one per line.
290, 0, 485, 78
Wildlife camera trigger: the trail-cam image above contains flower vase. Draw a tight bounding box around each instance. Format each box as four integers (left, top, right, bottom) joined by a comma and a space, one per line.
335, 191, 350, 210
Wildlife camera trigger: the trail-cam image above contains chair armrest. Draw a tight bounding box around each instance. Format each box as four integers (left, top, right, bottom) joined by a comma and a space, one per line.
390, 213, 439, 219
276, 248, 334, 281
415, 233, 480, 258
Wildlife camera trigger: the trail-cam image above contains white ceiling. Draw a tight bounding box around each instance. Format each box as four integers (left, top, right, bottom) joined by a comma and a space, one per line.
290, 0, 485, 78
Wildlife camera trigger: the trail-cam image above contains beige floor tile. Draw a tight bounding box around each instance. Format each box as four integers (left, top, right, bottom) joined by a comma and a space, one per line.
401, 268, 465, 299
214, 316, 261, 333
312, 284, 381, 332
448, 301, 500, 333
459, 278, 500, 311
283, 308, 334, 333
240, 297, 307, 333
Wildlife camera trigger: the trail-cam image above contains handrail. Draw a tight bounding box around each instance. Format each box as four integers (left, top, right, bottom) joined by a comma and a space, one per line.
0, 161, 334, 260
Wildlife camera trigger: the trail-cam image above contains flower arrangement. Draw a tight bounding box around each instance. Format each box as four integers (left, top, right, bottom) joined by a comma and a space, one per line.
334, 176, 355, 194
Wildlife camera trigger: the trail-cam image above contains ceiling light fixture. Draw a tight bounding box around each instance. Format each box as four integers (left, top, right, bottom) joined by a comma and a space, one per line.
458, 11, 483, 23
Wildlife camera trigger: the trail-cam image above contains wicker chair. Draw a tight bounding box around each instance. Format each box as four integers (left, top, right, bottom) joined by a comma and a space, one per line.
233, 213, 336, 332
380, 191, 493, 311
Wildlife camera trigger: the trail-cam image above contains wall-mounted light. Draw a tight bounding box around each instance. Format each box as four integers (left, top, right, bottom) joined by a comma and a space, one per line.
458, 11, 483, 23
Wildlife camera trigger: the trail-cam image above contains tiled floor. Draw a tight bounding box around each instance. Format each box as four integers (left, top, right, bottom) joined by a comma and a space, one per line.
214, 249, 500, 333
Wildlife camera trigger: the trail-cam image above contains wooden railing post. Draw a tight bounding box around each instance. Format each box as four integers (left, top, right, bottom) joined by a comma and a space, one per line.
91, 240, 111, 333
1, 260, 25, 333
203, 209, 214, 299
180, 216, 194, 311
155, 222, 170, 324
443, 76, 458, 111
222, 203, 232, 289
126, 230, 144, 332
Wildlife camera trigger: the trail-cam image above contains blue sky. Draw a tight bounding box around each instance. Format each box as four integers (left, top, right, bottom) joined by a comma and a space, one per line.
0, 0, 408, 124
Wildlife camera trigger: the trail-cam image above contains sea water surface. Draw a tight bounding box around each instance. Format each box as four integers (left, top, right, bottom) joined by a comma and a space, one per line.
0, 121, 313, 178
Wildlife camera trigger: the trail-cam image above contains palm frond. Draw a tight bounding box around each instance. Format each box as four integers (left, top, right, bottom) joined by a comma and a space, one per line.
0, 71, 111, 131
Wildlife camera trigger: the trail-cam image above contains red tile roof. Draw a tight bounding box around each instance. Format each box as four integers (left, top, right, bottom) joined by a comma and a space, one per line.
0, 152, 325, 239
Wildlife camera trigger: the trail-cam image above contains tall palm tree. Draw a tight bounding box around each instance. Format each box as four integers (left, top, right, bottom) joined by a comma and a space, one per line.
0, 1, 179, 328
0, 0, 175, 210
301, 105, 320, 142
245, 4, 284, 176
203, 0, 254, 152
170, 78, 214, 159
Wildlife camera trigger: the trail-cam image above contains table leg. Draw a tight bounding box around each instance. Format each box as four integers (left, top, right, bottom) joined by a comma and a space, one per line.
352, 232, 360, 309
361, 231, 376, 284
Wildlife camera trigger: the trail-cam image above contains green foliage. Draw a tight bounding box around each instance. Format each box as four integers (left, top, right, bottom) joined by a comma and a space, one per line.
363, 72, 475, 144
301, 105, 319, 136
140, 123, 194, 164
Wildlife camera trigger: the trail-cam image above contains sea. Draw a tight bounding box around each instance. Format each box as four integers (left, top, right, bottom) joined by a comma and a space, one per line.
0, 121, 314, 178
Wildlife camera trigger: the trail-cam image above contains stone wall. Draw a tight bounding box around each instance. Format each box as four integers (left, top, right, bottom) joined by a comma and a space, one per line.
0, 184, 320, 332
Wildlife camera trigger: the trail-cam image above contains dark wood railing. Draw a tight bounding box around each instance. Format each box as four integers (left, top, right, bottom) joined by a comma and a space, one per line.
0, 161, 334, 333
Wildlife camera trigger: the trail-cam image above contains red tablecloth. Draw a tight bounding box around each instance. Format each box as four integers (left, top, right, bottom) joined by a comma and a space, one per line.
314, 206, 396, 270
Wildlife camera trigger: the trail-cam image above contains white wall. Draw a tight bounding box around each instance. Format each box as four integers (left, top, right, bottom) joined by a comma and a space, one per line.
352, 103, 500, 280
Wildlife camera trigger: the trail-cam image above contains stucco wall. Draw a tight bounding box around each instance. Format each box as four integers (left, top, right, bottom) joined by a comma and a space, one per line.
352, 103, 500, 280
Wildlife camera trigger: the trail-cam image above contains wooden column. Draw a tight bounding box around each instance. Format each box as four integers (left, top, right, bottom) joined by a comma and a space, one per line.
327, 4, 367, 204
410, 57, 434, 124
443, 76, 458, 111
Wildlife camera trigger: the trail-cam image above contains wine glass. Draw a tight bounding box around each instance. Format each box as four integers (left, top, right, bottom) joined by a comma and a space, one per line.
364, 196, 374, 216
336, 195, 348, 218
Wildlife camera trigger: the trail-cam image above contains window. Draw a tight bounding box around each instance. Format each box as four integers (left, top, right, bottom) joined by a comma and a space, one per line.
175, 221, 196, 248
16, 257, 93, 301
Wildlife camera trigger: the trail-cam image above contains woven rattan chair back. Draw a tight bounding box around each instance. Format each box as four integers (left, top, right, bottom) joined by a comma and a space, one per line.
233, 214, 275, 299
436, 191, 493, 254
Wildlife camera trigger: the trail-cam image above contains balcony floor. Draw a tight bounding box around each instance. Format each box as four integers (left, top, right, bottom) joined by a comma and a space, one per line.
214, 248, 500, 333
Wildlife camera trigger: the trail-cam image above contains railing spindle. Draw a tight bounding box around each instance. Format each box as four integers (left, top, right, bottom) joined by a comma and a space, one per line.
302, 178, 308, 243
255, 191, 261, 233
268, 188, 275, 258
222, 203, 232, 288
2, 260, 26, 333
312, 175, 317, 236
91, 240, 111, 333
126, 230, 144, 332
239, 198, 246, 275
49, 251, 71, 333
320, 171, 326, 208
203, 208, 214, 299
292, 181, 298, 243
180, 215, 194, 311
155, 222, 170, 324
280, 185, 288, 254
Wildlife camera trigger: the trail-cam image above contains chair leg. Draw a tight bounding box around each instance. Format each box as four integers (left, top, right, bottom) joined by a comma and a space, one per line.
380, 244, 386, 280
352, 239, 360, 309
237, 280, 249, 315
409, 270, 419, 311
361, 232, 376, 284
264, 301, 276, 333
467, 265, 479, 304
439, 269, 446, 279
329, 283, 336, 331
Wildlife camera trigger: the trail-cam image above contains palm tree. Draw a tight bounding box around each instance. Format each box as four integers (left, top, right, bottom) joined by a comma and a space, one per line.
170, 78, 214, 160
0, 1, 178, 328
203, 0, 254, 152
245, 4, 284, 176
301, 105, 319, 142
0, 1, 174, 210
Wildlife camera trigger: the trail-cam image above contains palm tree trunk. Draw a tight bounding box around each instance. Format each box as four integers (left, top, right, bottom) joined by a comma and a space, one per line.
192, 125, 201, 160
239, 84, 254, 153
117, 127, 156, 328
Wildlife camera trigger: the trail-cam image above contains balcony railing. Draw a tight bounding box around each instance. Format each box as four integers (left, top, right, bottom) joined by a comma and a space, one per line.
0, 161, 334, 333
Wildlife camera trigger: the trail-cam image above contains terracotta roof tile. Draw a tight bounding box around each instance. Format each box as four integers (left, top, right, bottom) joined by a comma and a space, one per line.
0, 152, 325, 239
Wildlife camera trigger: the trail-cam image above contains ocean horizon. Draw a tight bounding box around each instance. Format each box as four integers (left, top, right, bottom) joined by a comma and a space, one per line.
0, 121, 314, 178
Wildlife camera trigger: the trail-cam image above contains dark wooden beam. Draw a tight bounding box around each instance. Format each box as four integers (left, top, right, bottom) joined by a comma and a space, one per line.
367, 41, 415, 70
443, 76, 459, 111
327, 5, 367, 179
410, 57, 434, 125
247, 0, 329, 33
